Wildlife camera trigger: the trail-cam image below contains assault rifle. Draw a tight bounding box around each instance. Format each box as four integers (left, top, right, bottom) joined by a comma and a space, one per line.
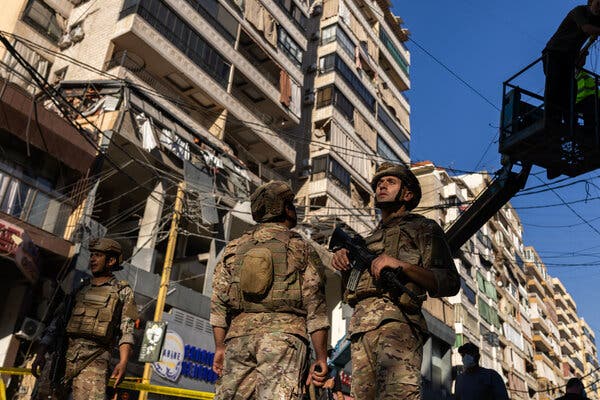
328, 226, 420, 300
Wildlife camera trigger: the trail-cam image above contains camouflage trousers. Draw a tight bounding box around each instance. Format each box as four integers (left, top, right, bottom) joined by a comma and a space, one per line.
350, 321, 423, 400
215, 332, 308, 400
66, 349, 110, 400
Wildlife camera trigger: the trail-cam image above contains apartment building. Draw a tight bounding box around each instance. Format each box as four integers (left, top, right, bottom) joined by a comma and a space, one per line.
413, 162, 540, 399
523, 247, 564, 399
579, 318, 600, 399
298, 0, 411, 239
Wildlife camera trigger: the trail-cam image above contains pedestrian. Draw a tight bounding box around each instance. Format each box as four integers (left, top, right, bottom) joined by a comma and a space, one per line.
32, 238, 138, 400
454, 343, 509, 400
556, 377, 587, 400
543, 0, 600, 127
331, 162, 460, 400
210, 181, 330, 399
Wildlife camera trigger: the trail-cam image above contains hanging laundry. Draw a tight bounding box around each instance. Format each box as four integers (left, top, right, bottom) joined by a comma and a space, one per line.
279, 70, 292, 107
135, 113, 158, 151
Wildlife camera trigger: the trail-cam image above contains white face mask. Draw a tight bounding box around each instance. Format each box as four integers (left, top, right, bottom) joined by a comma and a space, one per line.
462, 354, 476, 368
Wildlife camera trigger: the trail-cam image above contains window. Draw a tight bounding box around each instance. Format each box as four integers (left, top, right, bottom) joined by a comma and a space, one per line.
461, 278, 476, 305
333, 88, 354, 121
276, 0, 307, 30
379, 28, 409, 75
336, 25, 354, 58
321, 25, 336, 45
334, 55, 375, 111
316, 86, 333, 108
320, 24, 354, 58
310, 155, 350, 193
278, 27, 303, 67
377, 105, 410, 154
329, 158, 350, 191
182, 0, 238, 44
319, 53, 335, 74
22, 0, 62, 42
377, 136, 401, 163
120, 0, 231, 87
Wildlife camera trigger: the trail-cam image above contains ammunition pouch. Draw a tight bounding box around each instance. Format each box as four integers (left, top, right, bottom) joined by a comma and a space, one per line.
231, 227, 305, 315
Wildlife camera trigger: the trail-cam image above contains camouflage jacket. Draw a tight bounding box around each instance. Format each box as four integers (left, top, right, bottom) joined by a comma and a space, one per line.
348, 213, 460, 337
210, 223, 330, 341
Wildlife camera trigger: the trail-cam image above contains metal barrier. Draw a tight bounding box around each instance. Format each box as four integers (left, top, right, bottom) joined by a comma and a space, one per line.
0, 367, 215, 400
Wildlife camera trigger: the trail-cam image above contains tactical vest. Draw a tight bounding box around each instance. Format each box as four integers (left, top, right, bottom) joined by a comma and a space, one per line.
346, 215, 426, 313
230, 227, 305, 315
576, 71, 599, 103
66, 280, 126, 343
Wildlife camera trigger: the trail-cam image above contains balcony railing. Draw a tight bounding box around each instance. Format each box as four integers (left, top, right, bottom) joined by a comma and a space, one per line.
0, 168, 73, 239
120, 0, 231, 88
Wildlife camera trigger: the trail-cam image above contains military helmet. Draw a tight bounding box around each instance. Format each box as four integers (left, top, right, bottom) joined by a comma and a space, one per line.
89, 238, 123, 264
250, 181, 295, 222
371, 162, 421, 210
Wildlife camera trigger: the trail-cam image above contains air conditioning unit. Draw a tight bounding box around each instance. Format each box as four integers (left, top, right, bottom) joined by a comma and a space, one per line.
57, 33, 72, 49
303, 92, 315, 105
306, 63, 318, 73
310, 31, 320, 42
298, 158, 312, 177
310, 4, 322, 17
70, 25, 85, 43
15, 318, 44, 341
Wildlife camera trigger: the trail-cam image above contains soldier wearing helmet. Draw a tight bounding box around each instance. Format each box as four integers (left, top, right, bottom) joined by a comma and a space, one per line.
32, 238, 138, 400
211, 181, 330, 398
332, 163, 460, 400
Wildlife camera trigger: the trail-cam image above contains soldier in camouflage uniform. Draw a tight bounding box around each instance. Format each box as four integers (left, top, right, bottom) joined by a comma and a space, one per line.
32, 238, 138, 400
211, 181, 330, 399
331, 163, 460, 400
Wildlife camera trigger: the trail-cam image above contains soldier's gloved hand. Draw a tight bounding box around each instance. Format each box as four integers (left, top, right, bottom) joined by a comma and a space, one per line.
371, 254, 404, 280
31, 350, 46, 378
110, 361, 127, 387
212, 347, 225, 377
306, 360, 328, 387
331, 249, 350, 271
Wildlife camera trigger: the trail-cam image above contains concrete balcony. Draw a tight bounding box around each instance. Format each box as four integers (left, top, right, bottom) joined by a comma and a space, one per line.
561, 338, 575, 357
307, 178, 374, 235
528, 278, 546, 299
533, 330, 554, 354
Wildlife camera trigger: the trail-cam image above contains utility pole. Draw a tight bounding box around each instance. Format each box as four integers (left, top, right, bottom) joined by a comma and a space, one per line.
138, 181, 185, 400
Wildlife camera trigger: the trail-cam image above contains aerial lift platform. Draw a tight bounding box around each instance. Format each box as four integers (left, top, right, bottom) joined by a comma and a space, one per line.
446, 57, 600, 253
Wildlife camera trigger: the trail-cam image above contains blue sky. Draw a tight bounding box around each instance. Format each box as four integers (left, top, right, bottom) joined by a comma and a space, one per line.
394, 1, 600, 335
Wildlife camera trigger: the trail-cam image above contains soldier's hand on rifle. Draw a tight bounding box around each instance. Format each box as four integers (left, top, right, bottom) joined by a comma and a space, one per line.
331, 249, 350, 271
110, 361, 127, 388
31, 347, 47, 378
306, 360, 328, 387
212, 347, 225, 377
371, 254, 404, 280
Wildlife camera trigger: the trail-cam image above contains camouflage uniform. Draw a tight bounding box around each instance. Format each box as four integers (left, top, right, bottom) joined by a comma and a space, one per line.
39, 277, 137, 400
210, 222, 329, 399
346, 213, 460, 400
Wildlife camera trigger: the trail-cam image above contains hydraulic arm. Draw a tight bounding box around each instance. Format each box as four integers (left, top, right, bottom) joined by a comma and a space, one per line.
444, 163, 531, 254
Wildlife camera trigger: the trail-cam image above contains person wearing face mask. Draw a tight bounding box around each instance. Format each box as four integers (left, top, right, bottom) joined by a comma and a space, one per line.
454, 343, 509, 400
556, 377, 587, 400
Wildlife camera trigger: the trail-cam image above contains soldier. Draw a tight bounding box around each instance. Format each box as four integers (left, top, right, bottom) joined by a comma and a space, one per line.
331, 162, 460, 400
31, 238, 138, 400
211, 181, 330, 399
